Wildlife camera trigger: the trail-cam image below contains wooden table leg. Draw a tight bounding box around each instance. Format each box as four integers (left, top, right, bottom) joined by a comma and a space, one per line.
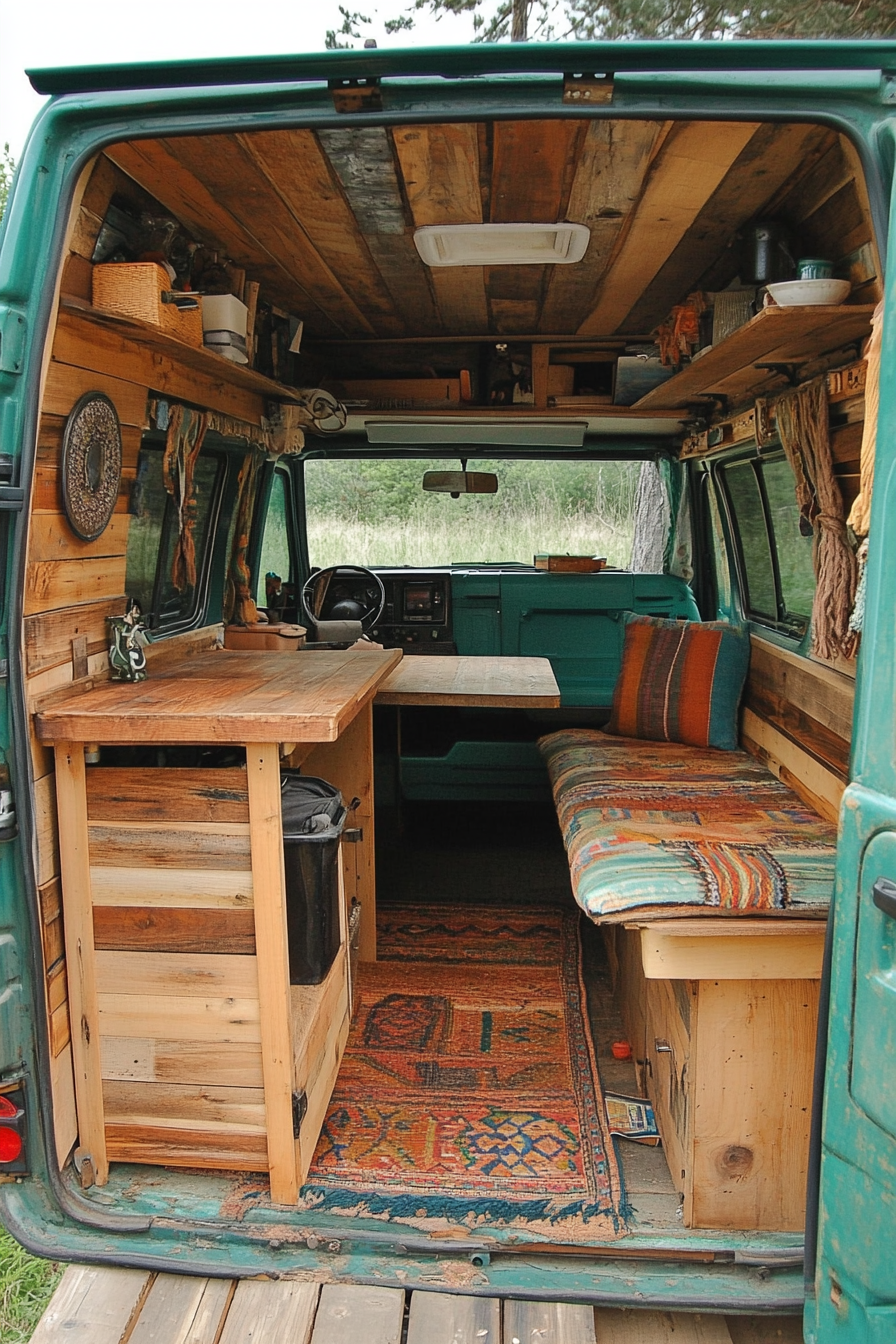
54, 742, 108, 1184
245, 743, 298, 1205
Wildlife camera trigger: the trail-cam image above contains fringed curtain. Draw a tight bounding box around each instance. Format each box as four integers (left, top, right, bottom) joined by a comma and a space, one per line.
223, 448, 266, 627
775, 377, 857, 661
847, 301, 883, 541
162, 404, 208, 592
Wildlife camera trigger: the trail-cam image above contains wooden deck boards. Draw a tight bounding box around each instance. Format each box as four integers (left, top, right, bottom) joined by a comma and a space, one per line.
31, 1266, 805, 1343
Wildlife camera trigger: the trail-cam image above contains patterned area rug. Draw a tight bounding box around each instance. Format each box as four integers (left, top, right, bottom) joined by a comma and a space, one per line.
297, 904, 625, 1237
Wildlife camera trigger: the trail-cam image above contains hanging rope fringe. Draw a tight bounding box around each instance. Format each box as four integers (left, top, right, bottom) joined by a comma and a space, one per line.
775, 377, 857, 661
162, 403, 209, 592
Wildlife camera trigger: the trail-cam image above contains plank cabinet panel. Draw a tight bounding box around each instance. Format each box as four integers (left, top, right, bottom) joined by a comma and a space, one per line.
88, 822, 252, 869
93, 904, 256, 954
103, 1079, 266, 1129
87, 767, 250, 824
104, 1123, 268, 1169
102, 1035, 265, 1088
98, 991, 262, 1043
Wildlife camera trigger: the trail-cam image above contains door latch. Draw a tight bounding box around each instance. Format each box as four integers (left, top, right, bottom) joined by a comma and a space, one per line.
292, 1090, 307, 1138
872, 877, 896, 920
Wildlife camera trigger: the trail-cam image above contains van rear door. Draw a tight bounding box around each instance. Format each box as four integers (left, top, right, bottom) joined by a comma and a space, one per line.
811, 123, 896, 1344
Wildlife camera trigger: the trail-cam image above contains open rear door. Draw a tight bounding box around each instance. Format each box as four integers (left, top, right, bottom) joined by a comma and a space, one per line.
811, 140, 896, 1344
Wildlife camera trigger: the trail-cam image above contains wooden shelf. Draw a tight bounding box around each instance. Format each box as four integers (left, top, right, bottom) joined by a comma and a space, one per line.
60, 297, 302, 405
634, 304, 875, 412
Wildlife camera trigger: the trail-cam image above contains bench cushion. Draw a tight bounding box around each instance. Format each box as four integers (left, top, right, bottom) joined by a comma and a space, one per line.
539, 729, 836, 923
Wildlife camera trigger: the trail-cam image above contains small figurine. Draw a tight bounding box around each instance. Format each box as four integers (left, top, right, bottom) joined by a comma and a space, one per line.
107, 600, 150, 682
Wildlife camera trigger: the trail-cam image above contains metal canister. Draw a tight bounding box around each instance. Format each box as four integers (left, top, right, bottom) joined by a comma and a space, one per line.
797, 258, 834, 280
749, 221, 796, 284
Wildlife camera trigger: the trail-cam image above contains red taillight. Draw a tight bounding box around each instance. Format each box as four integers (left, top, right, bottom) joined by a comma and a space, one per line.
0, 1126, 22, 1162
0, 1096, 16, 1119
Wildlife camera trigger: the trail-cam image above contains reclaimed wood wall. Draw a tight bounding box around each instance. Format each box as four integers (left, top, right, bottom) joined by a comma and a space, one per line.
26, 152, 264, 1166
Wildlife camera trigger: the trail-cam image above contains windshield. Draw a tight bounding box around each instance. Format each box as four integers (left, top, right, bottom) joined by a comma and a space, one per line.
303, 457, 641, 568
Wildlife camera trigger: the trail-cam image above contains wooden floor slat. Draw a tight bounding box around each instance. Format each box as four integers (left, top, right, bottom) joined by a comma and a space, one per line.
128, 1274, 232, 1344
309, 1284, 405, 1344
407, 1290, 502, 1343
216, 1280, 319, 1344
506, 1299, 596, 1343
29, 1267, 806, 1343
593, 1309, 734, 1342
29, 1265, 151, 1344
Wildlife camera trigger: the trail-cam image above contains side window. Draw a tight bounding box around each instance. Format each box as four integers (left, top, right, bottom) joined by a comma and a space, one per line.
255, 469, 293, 605
125, 446, 225, 630
720, 455, 815, 635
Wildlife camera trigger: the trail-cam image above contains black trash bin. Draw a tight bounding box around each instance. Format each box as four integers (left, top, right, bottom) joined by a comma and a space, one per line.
280, 772, 346, 985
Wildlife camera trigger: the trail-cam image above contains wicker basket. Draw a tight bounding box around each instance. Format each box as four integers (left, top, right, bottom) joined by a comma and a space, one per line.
92, 263, 204, 348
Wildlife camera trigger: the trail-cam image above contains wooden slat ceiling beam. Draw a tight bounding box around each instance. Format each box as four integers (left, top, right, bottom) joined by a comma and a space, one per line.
487, 119, 587, 335
317, 126, 442, 335
539, 119, 667, 335
105, 140, 347, 340
392, 124, 489, 335
576, 120, 762, 337
239, 130, 406, 338
621, 122, 836, 334
106, 119, 867, 349
161, 134, 377, 338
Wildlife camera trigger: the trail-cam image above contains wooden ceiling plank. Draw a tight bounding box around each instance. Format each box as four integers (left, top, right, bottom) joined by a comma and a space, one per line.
392, 123, 489, 335
577, 120, 761, 337
488, 119, 586, 335
539, 119, 664, 334
105, 139, 344, 341
163, 134, 377, 337
318, 126, 441, 335
239, 129, 405, 338
621, 122, 833, 335
490, 119, 587, 223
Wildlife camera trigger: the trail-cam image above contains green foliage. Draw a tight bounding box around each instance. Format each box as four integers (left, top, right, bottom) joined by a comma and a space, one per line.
0, 1228, 62, 1344
326, 6, 374, 48
304, 456, 639, 567
0, 145, 16, 224
397, 0, 896, 43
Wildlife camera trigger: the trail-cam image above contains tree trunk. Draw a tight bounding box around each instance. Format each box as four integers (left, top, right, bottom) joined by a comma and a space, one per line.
511, 0, 528, 41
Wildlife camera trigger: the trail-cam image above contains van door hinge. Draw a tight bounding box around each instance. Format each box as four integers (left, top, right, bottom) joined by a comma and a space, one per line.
0, 306, 27, 375
329, 77, 382, 113
563, 72, 614, 105
0, 486, 24, 512
292, 1090, 308, 1137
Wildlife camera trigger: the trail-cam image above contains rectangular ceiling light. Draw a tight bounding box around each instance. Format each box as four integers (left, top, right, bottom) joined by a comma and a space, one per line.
414, 223, 590, 268
366, 420, 588, 447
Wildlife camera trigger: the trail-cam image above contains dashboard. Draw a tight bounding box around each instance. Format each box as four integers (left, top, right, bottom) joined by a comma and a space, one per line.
370, 569, 454, 652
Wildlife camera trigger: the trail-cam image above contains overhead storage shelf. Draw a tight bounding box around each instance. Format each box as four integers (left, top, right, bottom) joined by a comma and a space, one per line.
60, 297, 302, 404
634, 304, 875, 412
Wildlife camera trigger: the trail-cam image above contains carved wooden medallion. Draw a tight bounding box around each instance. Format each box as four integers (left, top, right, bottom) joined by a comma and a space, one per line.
61, 392, 123, 541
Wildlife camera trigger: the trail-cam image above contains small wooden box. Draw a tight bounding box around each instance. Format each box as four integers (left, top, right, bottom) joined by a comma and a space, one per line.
534, 555, 607, 573
224, 623, 306, 651
92, 263, 204, 348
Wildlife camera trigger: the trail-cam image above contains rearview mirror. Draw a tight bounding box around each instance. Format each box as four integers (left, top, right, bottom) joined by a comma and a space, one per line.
422, 471, 498, 496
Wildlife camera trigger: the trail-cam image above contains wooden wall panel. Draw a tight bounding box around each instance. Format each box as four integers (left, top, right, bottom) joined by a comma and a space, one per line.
86, 768, 249, 824
93, 906, 256, 955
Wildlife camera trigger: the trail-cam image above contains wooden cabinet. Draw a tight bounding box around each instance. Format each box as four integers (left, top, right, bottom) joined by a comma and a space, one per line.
37, 649, 401, 1205
616, 921, 824, 1231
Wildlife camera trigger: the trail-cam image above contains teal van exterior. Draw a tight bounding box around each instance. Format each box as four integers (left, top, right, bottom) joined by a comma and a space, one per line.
1, 41, 895, 1341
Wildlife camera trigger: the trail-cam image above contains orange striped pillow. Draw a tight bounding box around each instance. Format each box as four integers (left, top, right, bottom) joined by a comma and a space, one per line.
605, 616, 750, 750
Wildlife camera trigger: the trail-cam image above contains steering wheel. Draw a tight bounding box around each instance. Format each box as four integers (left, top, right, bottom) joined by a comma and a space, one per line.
301, 565, 386, 635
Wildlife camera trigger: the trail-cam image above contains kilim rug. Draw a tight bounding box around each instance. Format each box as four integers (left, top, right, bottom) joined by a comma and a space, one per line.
296, 903, 626, 1237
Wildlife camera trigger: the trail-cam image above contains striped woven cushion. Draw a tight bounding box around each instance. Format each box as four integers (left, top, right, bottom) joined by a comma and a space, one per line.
605, 615, 750, 751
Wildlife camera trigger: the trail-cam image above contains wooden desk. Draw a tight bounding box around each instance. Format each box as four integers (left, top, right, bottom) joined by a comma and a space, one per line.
375, 655, 560, 707
36, 648, 401, 1205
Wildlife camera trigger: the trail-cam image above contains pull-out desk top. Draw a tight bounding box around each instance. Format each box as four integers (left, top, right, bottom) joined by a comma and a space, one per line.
36, 648, 403, 745
374, 654, 560, 708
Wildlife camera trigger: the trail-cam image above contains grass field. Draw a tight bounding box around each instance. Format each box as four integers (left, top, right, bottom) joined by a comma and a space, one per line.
0, 1229, 62, 1343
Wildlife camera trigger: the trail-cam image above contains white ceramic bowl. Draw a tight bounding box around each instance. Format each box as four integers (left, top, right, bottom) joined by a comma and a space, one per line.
766, 278, 852, 307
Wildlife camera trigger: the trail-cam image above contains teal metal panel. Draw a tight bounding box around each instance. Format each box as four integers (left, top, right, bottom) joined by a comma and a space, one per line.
809, 116, 896, 1344
400, 742, 548, 802
451, 575, 502, 656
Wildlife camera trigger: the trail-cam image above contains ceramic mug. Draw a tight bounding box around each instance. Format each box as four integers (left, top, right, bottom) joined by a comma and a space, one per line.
797, 258, 834, 280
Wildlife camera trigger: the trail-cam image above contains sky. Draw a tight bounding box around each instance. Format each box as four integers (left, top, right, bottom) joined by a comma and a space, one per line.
0, 0, 495, 162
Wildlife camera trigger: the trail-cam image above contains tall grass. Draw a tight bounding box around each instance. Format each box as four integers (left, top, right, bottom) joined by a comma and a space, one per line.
0, 1229, 62, 1343
303, 458, 638, 570
307, 504, 633, 569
